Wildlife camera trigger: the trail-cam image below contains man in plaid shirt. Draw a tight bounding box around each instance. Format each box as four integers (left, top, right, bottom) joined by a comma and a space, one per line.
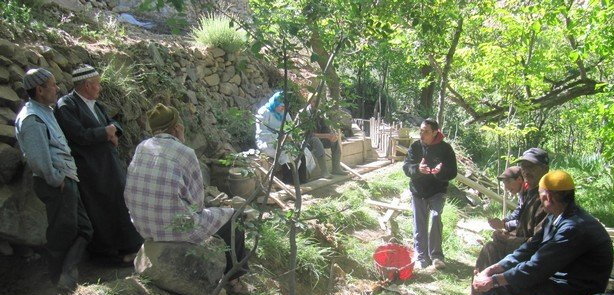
125, 103, 249, 291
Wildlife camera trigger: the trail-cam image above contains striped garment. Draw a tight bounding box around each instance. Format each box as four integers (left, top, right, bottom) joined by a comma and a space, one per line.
124, 133, 233, 244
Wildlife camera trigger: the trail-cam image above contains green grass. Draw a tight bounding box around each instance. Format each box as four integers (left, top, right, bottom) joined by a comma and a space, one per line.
191, 14, 247, 53
254, 218, 334, 289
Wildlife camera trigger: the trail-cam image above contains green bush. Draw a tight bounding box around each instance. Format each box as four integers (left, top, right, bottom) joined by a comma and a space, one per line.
191, 14, 247, 53
0, 0, 31, 25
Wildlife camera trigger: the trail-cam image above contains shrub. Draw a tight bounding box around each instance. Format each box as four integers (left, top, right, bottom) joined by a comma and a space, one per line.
191, 14, 247, 53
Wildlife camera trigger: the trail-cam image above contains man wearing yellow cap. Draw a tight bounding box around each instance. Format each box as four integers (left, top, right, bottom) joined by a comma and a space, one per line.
473, 170, 613, 295
125, 103, 249, 293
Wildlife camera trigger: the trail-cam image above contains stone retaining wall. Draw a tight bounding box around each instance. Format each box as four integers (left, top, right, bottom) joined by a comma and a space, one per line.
0, 35, 277, 247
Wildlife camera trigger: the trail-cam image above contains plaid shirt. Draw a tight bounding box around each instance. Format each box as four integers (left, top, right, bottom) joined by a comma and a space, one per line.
124, 134, 233, 244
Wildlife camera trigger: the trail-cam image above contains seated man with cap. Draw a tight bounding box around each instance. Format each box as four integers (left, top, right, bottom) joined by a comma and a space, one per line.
15, 68, 93, 291
124, 103, 249, 293
472, 148, 550, 294
473, 170, 613, 295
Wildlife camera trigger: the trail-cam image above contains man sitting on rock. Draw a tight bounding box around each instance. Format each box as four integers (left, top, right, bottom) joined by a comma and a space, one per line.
473, 149, 550, 277
15, 68, 93, 292
473, 170, 613, 295
124, 103, 249, 293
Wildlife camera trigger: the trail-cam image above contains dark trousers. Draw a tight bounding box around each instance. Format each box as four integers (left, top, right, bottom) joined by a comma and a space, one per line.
33, 177, 93, 282
307, 136, 343, 171
214, 218, 249, 280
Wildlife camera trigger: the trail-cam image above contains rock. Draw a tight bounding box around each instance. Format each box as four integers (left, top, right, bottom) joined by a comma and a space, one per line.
221, 66, 235, 83
0, 143, 22, 184
0, 39, 15, 58
11, 50, 29, 68
0, 124, 16, 145
148, 43, 164, 67
0, 240, 13, 256
0, 67, 9, 84
134, 238, 226, 295
0, 86, 21, 109
186, 67, 198, 82
0, 56, 11, 66
185, 90, 197, 104
107, 0, 119, 8
229, 74, 241, 85
219, 83, 237, 96
0, 171, 47, 246
8, 65, 25, 82
0, 107, 17, 124
204, 74, 220, 86
210, 48, 225, 58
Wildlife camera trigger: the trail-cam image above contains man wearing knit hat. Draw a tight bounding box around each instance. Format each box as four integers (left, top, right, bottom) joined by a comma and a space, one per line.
125, 103, 250, 293
472, 149, 550, 294
473, 170, 613, 295
15, 68, 93, 291
55, 64, 143, 263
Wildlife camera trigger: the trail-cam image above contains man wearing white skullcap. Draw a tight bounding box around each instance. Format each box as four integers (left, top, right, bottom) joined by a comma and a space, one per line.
15, 68, 93, 292
55, 64, 143, 264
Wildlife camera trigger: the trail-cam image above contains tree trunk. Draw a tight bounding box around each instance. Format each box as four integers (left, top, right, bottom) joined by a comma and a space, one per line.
419, 65, 435, 117
309, 29, 342, 101
436, 17, 463, 127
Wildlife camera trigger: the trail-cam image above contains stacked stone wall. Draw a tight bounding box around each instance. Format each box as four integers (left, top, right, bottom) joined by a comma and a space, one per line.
0, 35, 277, 247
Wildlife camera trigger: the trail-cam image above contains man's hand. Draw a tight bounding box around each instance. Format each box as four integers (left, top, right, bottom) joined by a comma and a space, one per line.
105, 124, 117, 140
109, 134, 119, 147
492, 230, 510, 242
488, 218, 505, 230
419, 158, 431, 174
59, 179, 65, 192
327, 133, 339, 142
431, 162, 442, 174
472, 273, 495, 292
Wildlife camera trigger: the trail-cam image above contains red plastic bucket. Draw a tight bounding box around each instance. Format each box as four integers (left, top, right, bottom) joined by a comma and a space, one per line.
373, 243, 414, 281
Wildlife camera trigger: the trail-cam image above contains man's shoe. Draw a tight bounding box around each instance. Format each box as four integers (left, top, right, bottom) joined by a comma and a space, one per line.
414, 260, 430, 269
331, 168, 348, 176
432, 258, 446, 270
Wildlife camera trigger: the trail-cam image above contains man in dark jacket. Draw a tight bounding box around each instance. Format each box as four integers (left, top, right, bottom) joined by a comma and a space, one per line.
473, 149, 549, 284
402, 118, 457, 270
473, 170, 613, 295
55, 64, 142, 263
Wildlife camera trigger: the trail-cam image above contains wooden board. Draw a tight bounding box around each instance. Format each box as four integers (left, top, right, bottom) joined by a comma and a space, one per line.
366, 199, 411, 211
455, 174, 517, 209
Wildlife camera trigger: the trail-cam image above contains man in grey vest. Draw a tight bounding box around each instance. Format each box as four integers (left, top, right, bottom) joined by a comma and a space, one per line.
15, 68, 93, 292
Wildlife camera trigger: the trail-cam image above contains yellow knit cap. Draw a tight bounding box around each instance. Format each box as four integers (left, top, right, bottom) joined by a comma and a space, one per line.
539, 170, 575, 191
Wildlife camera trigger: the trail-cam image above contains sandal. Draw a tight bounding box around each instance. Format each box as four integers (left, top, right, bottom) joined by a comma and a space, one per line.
227, 278, 250, 294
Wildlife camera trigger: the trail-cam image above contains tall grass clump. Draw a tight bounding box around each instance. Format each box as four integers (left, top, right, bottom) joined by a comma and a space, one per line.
255, 219, 334, 287
191, 14, 247, 53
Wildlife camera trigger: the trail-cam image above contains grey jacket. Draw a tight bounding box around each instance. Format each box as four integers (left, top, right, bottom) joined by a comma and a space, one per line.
15, 99, 78, 187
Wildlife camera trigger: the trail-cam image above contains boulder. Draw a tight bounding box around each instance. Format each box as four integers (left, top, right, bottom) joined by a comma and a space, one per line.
134, 238, 226, 295
0, 171, 47, 246
0, 143, 22, 184
0, 39, 15, 58
204, 74, 220, 86
0, 108, 17, 124
0, 124, 16, 145
0, 56, 11, 66
219, 83, 237, 96
210, 47, 225, 58
0, 67, 9, 84
8, 65, 25, 82
0, 86, 21, 110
